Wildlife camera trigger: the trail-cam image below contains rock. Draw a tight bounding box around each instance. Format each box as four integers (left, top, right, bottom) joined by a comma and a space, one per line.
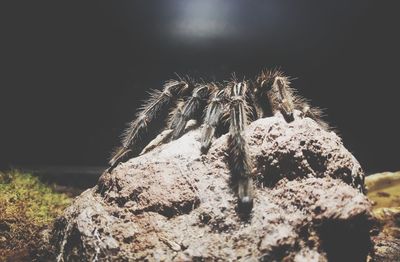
51, 111, 373, 261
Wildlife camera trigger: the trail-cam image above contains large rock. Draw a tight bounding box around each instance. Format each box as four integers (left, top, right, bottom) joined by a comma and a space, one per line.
52, 111, 373, 261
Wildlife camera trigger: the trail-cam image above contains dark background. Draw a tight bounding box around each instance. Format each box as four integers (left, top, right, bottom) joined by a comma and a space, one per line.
1, 1, 399, 174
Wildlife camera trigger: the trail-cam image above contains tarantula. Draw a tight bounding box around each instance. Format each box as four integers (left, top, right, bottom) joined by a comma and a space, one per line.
108, 69, 329, 212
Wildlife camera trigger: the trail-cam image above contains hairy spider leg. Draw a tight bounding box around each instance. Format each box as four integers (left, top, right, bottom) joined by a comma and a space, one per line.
270, 75, 295, 122
109, 80, 191, 170
170, 84, 211, 140
228, 81, 254, 212
168, 100, 184, 129
253, 69, 292, 119
200, 86, 226, 153
298, 101, 331, 131
259, 70, 331, 130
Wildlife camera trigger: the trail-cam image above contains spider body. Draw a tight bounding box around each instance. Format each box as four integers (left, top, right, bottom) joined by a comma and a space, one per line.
108, 69, 330, 213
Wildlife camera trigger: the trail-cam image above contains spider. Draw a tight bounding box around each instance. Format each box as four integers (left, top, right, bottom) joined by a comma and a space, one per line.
108, 69, 329, 212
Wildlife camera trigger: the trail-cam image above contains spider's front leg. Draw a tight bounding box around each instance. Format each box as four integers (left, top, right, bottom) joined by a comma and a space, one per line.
228, 81, 254, 212
109, 79, 192, 170
255, 69, 331, 130
255, 70, 295, 122
274, 76, 295, 121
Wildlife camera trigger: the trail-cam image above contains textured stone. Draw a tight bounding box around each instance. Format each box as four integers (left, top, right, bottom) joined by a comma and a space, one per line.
51, 111, 373, 261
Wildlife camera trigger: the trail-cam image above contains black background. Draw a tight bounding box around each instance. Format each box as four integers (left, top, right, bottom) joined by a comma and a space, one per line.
1, 1, 399, 174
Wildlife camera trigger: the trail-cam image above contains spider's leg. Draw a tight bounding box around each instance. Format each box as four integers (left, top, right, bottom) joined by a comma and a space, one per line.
200, 86, 225, 153
255, 69, 331, 130
109, 80, 191, 169
300, 104, 331, 131
168, 100, 184, 129
170, 84, 210, 140
271, 75, 295, 122
247, 84, 262, 120
255, 70, 295, 122
228, 81, 254, 211
290, 90, 331, 131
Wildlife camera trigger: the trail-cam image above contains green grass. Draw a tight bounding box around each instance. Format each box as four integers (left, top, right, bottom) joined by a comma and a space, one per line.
0, 171, 71, 261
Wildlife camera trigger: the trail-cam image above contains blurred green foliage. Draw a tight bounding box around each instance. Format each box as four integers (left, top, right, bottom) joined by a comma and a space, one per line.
0, 171, 71, 261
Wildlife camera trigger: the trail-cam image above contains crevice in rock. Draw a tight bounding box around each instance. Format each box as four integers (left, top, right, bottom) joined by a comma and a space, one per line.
130, 198, 201, 219
302, 149, 327, 174
61, 225, 85, 261
259, 243, 298, 262
317, 214, 373, 262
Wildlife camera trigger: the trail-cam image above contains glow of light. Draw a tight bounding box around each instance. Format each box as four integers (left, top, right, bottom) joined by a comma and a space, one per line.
170, 1, 236, 40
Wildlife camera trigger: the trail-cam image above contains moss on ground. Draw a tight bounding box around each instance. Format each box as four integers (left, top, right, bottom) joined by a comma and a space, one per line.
0, 171, 71, 261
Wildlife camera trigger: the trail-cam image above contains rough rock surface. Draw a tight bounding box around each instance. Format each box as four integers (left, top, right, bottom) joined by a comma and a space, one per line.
52, 111, 373, 261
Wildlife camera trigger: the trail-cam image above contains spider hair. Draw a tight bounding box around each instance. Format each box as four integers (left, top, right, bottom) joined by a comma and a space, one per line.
227, 81, 254, 210
200, 84, 225, 153
170, 84, 211, 141
255, 69, 330, 130
109, 79, 192, 168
